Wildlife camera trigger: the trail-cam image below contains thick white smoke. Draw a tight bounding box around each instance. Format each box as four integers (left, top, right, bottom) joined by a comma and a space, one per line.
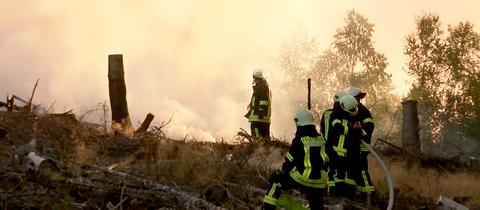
1, 0, 479, 142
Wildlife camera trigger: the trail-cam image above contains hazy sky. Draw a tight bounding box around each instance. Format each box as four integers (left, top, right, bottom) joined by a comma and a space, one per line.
1, 0, 479, 141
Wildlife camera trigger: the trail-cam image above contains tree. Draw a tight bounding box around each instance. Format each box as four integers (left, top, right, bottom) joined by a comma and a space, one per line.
405, 13, 480, 142
279, 10, 396, 131
277, 29, 320, 108
317, 10, 395, 117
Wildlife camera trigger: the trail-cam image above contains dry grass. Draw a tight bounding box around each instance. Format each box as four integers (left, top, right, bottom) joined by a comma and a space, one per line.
3, 110, 479, 209
369, 156, 480, 209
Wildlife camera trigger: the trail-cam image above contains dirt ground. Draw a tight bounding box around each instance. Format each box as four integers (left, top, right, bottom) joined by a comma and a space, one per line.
1, 111, 479, 209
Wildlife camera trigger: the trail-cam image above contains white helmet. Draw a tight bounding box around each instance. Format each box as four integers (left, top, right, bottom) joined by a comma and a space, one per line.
252, 69, 265, 79
345, 86, 366, 99
333, 90, 347, 103
294, 108, 315, 126
339, 95, 359, 116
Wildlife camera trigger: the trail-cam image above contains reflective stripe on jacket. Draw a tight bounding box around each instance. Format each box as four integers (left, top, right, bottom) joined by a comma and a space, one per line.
247, 80, 271, 123
280, 129, 329, 189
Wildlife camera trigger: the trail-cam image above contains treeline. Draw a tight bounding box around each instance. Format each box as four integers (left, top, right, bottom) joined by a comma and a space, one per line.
278, 10, 480, 144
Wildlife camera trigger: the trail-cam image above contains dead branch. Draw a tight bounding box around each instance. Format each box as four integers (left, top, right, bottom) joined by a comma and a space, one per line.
79, 162, 225, 210
222, 181, 266, 195
62, 109, 73, 115
11, 95, 28, 104
27, 79, 39, 112
152, 113, 174, 139
376, 138, 403, 152
46, 101, 56, 113
256, 168, 268, 184
160, 113, 174, 128
237, 128, 253, 143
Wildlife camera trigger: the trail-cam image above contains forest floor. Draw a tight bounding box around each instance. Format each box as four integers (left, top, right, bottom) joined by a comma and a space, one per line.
0, 111, 479, 209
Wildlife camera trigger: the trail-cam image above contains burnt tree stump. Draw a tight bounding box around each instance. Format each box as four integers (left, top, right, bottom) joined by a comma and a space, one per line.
108, 54, 132, 130
402, 100, 421, 155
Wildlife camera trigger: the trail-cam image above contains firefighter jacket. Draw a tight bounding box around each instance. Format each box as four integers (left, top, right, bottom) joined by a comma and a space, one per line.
329, 110, 352, 158
277, 125, 329, 188
246, 80, 271, 123
320, 104, 343, 142
328, 109, 363, 185
320, 106, 342, 186
320, 108, 334, 142
350, 103, 374, 153
328, 103, 374, 156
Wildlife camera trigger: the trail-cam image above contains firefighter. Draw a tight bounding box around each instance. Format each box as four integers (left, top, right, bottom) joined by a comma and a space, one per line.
320, 90, 347, 138
245, 70, 272, 140
263, 108, 329, 210
328, 94, 362, 199
320, 90, 346, 188
345, 87, 375, 196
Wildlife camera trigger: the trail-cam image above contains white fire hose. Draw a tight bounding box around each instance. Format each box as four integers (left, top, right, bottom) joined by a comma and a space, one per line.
362, 140, 394, 210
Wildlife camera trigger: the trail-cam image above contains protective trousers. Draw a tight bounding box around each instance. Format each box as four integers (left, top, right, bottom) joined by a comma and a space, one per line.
328, 156, 356, 199
352, 154, 374, 193
251, 121, 270, 140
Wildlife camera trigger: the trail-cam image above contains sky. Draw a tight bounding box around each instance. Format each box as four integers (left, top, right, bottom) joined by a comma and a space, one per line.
1, 0, 480, 142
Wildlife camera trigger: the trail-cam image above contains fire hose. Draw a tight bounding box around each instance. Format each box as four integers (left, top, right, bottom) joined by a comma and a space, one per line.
362, 140, 394, 210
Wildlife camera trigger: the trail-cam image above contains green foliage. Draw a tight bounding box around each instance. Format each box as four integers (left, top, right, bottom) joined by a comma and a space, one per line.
279, 10, 397, 128
405, 13, 480, 141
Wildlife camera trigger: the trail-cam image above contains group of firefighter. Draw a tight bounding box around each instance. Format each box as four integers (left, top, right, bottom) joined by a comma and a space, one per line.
245, 70, 375, 209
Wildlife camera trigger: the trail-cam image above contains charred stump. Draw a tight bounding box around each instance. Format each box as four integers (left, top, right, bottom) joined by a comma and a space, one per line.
108, 54, 132, 130
136, 113, 155, 134
402, 100, 421, 156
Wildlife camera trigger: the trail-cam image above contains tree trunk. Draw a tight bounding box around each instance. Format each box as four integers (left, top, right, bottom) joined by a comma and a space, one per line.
402, 100, 421, 155
108, 54, 132, 130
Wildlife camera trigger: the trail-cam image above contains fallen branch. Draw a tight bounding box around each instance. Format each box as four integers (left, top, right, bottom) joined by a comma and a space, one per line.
222, 181, 266, 195
79, 162, 225, 210
106, 196, 128, 210
237, 128, 253, 142
376, 138, 403, 152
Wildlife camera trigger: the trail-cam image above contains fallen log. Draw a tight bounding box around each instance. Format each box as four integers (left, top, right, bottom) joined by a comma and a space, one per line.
80, 163, 225, 210
437, 196, 469, 210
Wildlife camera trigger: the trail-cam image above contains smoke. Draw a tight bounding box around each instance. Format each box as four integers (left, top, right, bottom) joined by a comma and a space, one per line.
2, 1, 479, 142
0, 1, 305, 141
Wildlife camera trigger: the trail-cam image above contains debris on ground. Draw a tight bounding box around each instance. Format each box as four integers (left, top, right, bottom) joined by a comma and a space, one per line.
1, 110, 479, 209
